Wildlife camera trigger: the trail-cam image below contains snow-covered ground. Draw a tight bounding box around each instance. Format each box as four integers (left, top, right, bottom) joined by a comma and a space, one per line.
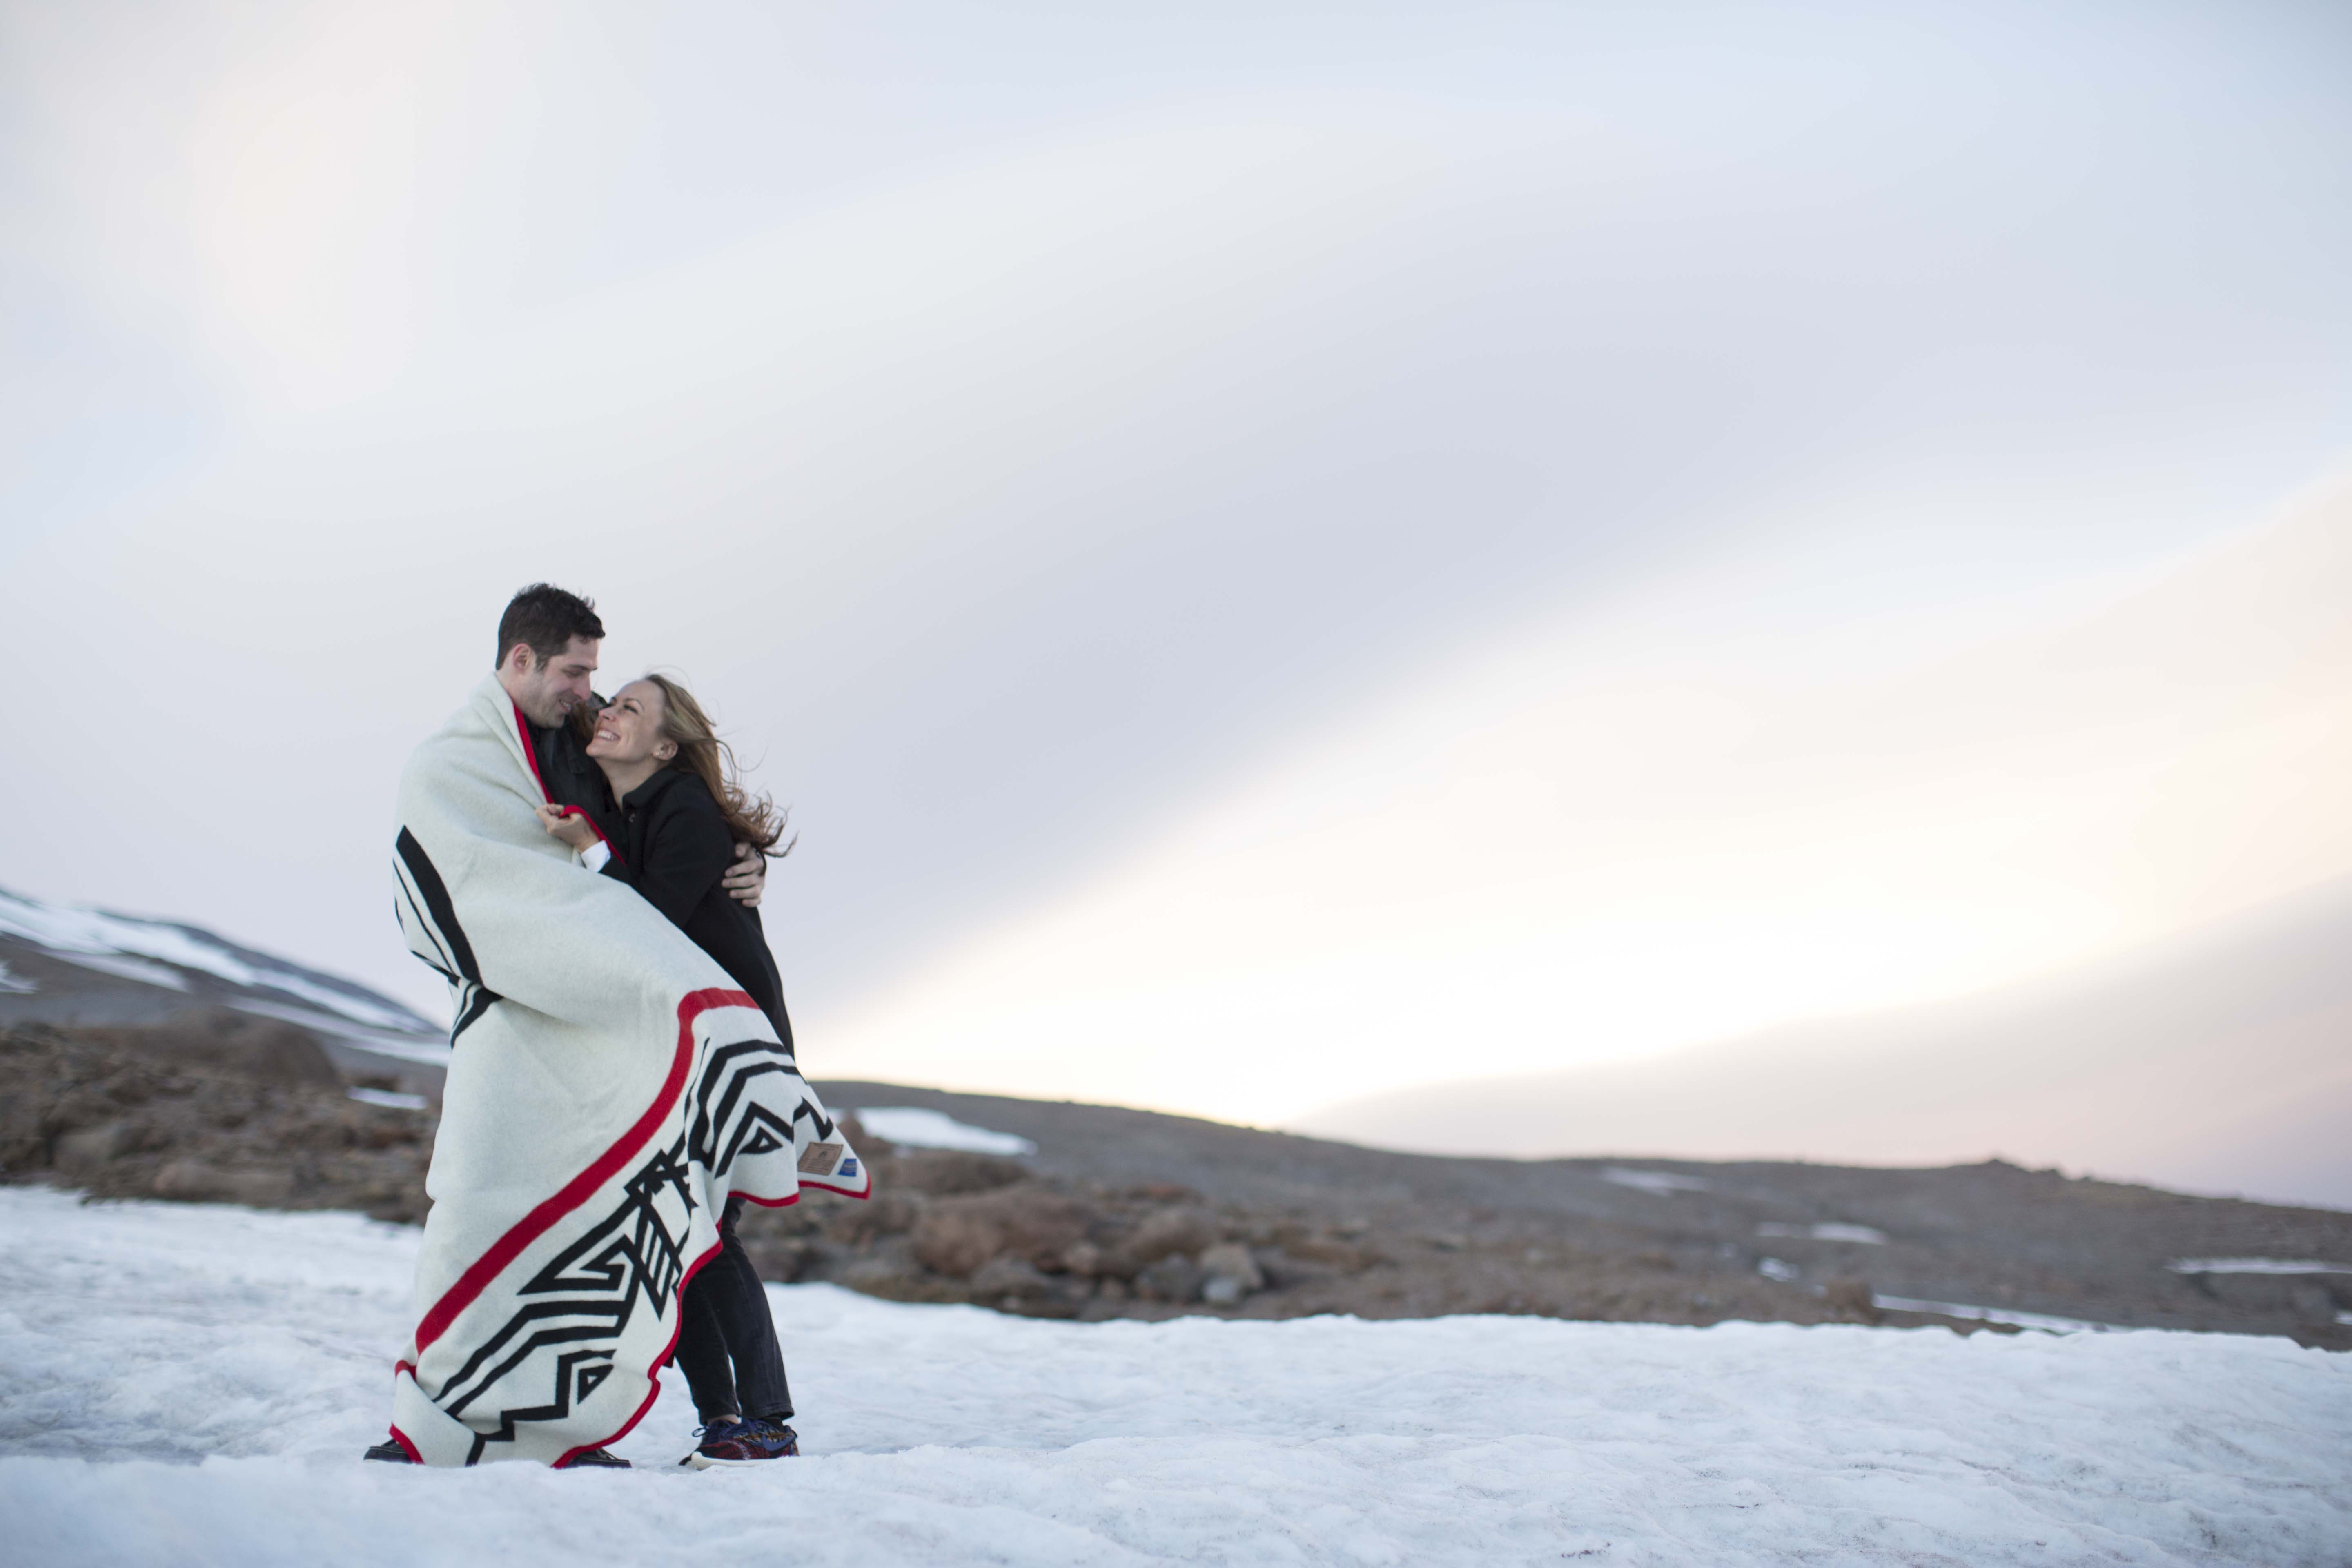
0, 1189, 2345, 1567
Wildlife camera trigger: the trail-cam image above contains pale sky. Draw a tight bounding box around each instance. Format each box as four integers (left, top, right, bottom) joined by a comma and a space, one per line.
4, 0, 2349, 1129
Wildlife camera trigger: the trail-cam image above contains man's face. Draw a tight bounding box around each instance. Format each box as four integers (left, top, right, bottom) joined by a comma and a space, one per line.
504, 635, 601, 727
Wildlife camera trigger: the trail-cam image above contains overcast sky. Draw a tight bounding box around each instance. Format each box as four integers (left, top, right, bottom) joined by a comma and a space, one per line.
4, 0, 2348, 1127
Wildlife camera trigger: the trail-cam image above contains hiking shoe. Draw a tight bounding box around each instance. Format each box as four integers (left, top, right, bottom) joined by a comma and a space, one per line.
564, 1447, 632, 1469
362, 1438, 416, 1464
679, 1416, 799, 1468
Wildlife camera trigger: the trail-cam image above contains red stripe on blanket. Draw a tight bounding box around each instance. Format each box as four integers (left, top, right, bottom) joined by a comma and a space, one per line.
511, 701, 622, 864
511, 701, 548, 797
412, 987, 759, 1354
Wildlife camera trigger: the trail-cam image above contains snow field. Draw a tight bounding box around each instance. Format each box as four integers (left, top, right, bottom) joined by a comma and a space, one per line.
0, 1188, 2346, 1566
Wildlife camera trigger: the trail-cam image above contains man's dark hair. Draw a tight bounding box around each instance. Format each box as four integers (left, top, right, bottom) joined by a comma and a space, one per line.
494, 584, 606, 669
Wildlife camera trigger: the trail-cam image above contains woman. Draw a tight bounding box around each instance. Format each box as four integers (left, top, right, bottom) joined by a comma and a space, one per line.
537, 673, 800, 1469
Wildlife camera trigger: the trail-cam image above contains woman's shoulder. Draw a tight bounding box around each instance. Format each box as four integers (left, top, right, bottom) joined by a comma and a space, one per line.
648, 768, 723, 821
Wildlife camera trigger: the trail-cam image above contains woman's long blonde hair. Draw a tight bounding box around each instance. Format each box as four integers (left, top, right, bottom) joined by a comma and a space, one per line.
633, 673, 795, 855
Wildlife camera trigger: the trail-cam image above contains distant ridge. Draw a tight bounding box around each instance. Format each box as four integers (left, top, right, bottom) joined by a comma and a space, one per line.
1291, 877, 2352, 1211
0, 883, 446, 1072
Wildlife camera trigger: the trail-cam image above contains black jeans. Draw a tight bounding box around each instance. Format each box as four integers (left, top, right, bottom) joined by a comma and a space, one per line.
673, 1195, 793, 1425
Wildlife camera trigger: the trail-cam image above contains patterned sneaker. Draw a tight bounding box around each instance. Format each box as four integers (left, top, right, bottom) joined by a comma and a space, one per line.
362, 1438, 416, 1464
563, 1447, 632, 1469
679, 1416, 800, 1468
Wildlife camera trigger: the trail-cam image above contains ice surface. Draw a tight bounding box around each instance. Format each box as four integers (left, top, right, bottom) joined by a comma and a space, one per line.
2168, 1258, 2352, 1276
853, 1105, 1038, 1156
0, 888, 421, 1030
346, 1087, 430, 1111
1601, 1167, 1709, 1196
1757, 1222, 1887, 1245
48, 950, 189, 989
1867, 1296, 2124, 1335
1, 1187, 2346, 1567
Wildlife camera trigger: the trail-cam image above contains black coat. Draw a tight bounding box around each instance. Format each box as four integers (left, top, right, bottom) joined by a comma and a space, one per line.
597, 767, 793, 1049
530, 715, 621, 844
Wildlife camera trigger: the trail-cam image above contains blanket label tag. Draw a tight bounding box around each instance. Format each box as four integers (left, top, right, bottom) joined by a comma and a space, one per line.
797, 1141, 844, 1176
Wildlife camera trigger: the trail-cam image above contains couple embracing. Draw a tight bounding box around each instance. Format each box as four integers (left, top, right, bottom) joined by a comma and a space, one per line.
367, 584, 867, 1469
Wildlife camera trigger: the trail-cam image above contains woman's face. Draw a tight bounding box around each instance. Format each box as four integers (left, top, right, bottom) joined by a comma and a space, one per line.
585, 680, 673, 765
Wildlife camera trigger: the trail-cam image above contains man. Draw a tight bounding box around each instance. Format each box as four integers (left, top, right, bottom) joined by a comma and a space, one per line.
367, 584, 865, 1468
490, 585, 766, 909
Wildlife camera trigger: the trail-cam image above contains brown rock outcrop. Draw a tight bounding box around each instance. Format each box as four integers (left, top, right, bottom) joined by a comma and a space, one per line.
911, 1185, 1089, 1278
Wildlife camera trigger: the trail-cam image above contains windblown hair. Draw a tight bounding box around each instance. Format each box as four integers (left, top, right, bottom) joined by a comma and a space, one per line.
494, 584, 606, 669
640, 673, 795, 857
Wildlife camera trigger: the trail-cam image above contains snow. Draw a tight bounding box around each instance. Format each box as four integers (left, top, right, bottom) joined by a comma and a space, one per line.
853, 1105, 1038, 1156
0, 888, 423, 1031
347, 1087, 430, 1111
1757, 1258, 1800, 1283
1, 1188, 2347, 1567
1867, 1296, 2126, 1336
1602, 1167, 1709, 1196
0, 958, 36, 994
1760, 1222, 1886, 1245
2168, 1258, 2352, 1276
49, 950, 189, 989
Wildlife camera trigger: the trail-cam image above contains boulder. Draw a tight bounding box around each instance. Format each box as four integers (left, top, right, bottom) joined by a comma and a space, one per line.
153, 1159, 293, 1205
911, 1185, 1089, 1278
1135, 1253, 1205, 1304
76, 1009, 341, 1089
891, 1149, 1027, 1196
1198, 1241, 1265, 1306
1822, 1276, 1880, 1324
1128, 1206, 1216, 1265
54, 1119, 138, 1172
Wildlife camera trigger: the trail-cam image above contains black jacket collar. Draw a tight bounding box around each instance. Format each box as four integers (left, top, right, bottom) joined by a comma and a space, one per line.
619, 768, 689, 814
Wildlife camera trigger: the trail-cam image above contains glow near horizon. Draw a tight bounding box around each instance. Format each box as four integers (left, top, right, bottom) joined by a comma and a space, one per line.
2, 1, 2349, 1130
828, 487, 2352, 1123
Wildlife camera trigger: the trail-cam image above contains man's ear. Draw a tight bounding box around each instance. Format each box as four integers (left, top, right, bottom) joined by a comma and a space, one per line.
502, 642, 534, 674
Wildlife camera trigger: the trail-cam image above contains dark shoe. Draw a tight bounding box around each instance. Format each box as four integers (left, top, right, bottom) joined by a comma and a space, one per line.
679, 1416, 799, 1468
363, 1438, 416, 1463
564, 1447, 632, 1469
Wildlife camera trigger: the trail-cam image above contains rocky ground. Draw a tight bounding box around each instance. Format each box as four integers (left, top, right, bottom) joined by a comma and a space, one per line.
4, 1019, 2346, 1349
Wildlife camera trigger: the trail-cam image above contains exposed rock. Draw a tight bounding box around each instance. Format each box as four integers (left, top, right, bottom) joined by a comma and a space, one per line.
1281, 1234, 1379, 1272
1, 1023, 428, 1222
837, 1256, 972, 1305
910, 1185, 1089, 1278
10, 1021, 2352, 1351
54, 1119, 138, 1172
822, 1191, 922, 1246
1821, 1277, 1880, 1324
71, 1008, 343, 1089
2290, 1284, 2340, 1324
1135, 1253, 1205, 1304
969, 1256, 1081, 1317
1198, 1241, 1265, 1306
891, 1149, 1027, 1196
153, 1158, 293, 1205
1128, 1206, 1216, 1265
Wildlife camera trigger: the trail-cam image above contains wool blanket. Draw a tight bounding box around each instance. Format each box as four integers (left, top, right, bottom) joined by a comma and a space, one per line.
386, 675, 866, 1466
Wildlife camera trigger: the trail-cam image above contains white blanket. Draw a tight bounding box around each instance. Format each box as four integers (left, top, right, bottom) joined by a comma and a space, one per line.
385, 675, 866, 1466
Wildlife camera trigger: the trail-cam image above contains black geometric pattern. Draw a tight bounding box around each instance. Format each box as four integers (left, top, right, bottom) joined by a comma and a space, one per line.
393, 828, 501, 1045
422, 1007, 833, 1462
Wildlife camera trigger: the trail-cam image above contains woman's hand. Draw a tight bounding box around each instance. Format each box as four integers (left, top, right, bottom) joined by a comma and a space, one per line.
536, 802, 597, 852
